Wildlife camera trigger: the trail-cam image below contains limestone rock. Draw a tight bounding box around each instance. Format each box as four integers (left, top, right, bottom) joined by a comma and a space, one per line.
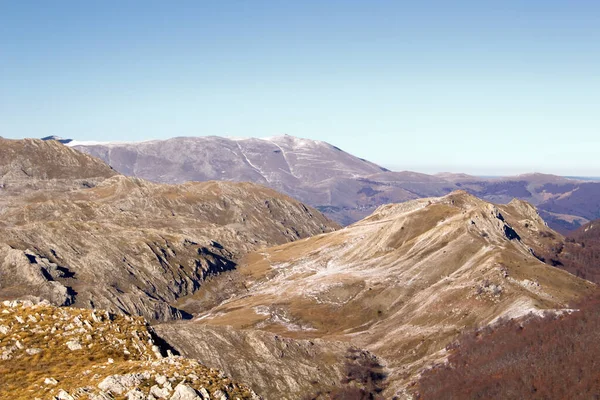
126, 389, 147, 400
56, 390, 75, 400
150, 385, 172, 399
98, 373, 149, 394
66, 340, 82, 351
170, 383, 201, 400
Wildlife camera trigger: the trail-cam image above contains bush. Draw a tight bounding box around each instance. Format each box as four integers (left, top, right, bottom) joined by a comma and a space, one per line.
305, 348, 387, 400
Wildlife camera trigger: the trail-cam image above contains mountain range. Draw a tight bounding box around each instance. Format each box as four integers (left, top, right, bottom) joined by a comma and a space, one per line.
64, 135, 600, 231
1, 136, 598, 399
0, 138, 337, 321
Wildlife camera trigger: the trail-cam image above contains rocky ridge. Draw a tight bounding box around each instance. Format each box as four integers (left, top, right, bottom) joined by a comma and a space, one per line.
0, 300, 259, 400
0, 139, 339, 321
166, 191, 595, 398
1, 138, 116, 183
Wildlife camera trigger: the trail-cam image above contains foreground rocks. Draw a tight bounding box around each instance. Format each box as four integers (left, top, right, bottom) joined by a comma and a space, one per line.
0, 300, 259, 399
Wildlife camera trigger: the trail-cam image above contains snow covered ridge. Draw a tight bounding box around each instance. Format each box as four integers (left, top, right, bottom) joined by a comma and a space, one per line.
41, 135, 162, 147
66, 139, 162, 147
64, 134, 330, 148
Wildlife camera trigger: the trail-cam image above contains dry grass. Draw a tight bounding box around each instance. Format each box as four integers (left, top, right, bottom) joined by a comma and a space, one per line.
0, 301, 256, 399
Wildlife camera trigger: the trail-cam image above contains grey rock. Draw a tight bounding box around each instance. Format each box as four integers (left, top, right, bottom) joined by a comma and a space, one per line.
170, 383, 201, 400
98, 373, 149, 395
56, 390, 75, 400
44, 377, 59, 385
198, 387, 211, 400
150, 384, 172, 399
126, 389, 147, 400
66, 340, 82, 351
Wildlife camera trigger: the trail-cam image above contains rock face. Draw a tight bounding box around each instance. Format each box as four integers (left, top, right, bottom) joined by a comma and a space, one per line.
0, 300, 259, 399
153, 323, 382, 400
167, 191, 595, 398
0, 139, 339, 321
69, 136, 600, 230
1, 137, 116, 182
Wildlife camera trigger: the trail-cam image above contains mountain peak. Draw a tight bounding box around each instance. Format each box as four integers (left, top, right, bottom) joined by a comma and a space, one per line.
0, 137, 116, 182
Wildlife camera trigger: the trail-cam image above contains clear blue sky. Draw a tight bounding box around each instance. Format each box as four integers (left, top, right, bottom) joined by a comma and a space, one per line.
1, 1, 599, 175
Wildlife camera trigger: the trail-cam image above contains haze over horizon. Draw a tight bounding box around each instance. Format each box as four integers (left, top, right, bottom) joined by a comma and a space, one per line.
2, 1, 599, 176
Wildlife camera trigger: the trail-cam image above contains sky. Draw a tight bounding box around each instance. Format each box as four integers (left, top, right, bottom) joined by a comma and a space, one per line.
1, 1, 599, 176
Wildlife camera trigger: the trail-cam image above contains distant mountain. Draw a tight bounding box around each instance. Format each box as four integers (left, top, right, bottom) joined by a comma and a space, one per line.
162, 191, 594, 398
70, 135, 393, 223
445, 173, 600, 232
70, 135, 600, 231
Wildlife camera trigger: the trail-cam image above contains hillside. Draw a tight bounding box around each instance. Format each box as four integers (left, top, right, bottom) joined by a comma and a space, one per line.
158, 191, 595, 398
0, 139, 339, 321
0, 300, 259, 399
67, 135, 600, 230
535, 218, 600, 284
415, 294, 600, 399
154, 323, 386, 400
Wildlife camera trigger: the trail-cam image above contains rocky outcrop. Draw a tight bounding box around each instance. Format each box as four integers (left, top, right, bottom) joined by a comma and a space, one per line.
154, 323, 383, 400
0, 138, 116, 182
0, 300, 259, 399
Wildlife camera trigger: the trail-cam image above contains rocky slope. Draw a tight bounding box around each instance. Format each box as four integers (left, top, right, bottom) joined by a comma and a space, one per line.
67, 136, 600, 230
527, 217, 600, 284
1, 137, 118, 203
163, 191, 595, 398
1, 138, 116, 182
0, 139, 339, 321
154, 323, 384, 400
0, 300, 259, 400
